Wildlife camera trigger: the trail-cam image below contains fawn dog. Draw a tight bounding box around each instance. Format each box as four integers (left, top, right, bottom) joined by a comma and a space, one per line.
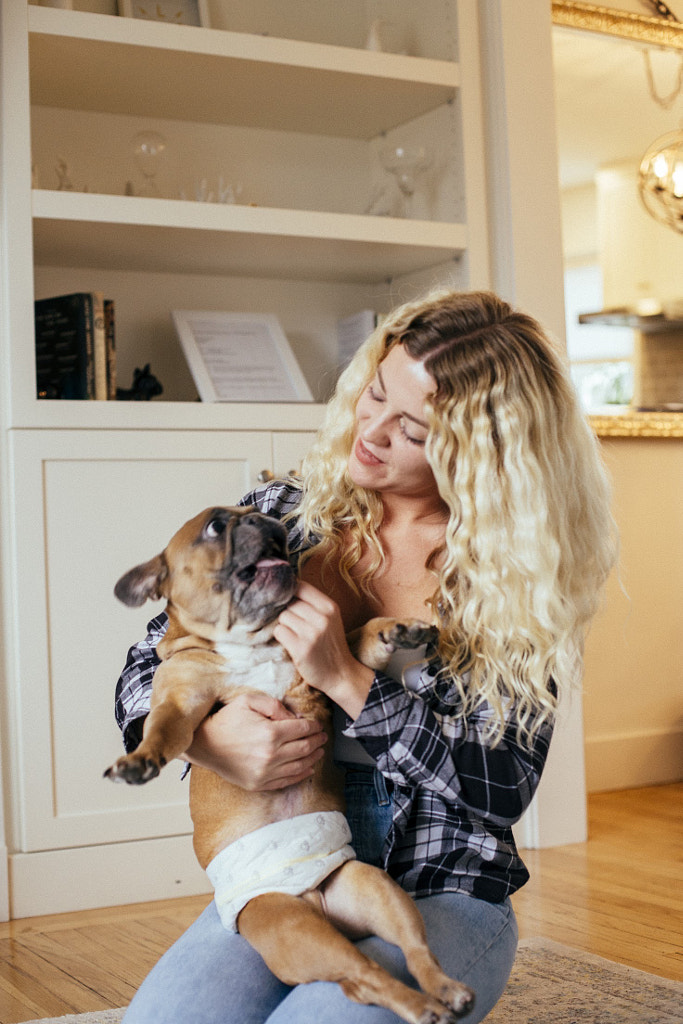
105, 506, 475, 1023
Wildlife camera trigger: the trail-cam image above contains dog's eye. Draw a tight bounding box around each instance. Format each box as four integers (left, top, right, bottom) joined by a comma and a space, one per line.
206, 518, 227, 539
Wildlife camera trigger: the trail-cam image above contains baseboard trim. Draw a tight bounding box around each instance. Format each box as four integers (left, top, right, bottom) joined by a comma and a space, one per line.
9, 834, 211, 919
585, 727, 683, 793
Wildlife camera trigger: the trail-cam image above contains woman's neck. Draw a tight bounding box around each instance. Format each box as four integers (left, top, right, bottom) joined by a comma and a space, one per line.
378, 491, 449, 532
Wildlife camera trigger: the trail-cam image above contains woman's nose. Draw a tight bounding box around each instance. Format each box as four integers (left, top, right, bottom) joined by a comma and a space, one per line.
361, 409, 390, 445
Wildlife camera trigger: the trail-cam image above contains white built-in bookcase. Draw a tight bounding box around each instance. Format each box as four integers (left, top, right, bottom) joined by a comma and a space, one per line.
12, 0, 489, 420
0, 0, 491, 918
0, 1, 573, 920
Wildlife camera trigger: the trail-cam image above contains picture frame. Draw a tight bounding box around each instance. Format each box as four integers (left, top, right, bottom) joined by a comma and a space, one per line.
117, 0, 210, 28
172, 311, 313, 403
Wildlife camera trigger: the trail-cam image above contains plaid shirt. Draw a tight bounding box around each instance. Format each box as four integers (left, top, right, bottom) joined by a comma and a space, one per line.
115, 480, 553, 903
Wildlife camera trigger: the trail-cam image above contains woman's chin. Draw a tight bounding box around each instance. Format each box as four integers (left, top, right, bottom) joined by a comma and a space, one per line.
348, 454, 384, 490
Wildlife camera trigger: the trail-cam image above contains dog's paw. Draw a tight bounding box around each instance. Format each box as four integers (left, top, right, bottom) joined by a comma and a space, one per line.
378, 620, 438, 653
104, 752, 163, 785
418, 983, 475, 1023
438, 982, 476, 1020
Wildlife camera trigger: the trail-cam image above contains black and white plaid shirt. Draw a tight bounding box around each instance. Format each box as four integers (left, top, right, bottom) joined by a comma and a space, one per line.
115, 480, 553, 903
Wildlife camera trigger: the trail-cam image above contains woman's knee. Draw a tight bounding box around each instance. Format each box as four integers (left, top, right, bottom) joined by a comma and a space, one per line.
415, 893, 518, 1021
124, 901, 290, 1024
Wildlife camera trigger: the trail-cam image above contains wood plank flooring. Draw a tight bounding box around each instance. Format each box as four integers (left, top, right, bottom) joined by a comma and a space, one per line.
513, 783, 682, 981
0, 782, 680, 1023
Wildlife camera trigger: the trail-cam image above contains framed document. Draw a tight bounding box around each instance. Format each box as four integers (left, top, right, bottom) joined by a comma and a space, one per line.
118, 0, 210, 26
172, 311, 313, 403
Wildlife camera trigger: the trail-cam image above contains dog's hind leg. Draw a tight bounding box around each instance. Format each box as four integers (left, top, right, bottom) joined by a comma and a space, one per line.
321, 860, 475, 1019
237, 891, 465, 1024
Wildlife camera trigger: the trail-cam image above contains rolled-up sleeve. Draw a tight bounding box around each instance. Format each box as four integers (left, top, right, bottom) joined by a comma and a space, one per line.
114, 612, 167, 752
345, 670, 553, 828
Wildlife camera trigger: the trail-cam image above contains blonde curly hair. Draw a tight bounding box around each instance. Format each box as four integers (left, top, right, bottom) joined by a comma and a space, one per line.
295, 289, 617, 745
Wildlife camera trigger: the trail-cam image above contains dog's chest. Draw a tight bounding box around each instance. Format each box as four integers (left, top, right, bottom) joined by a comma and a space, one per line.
214, 638, 299, 701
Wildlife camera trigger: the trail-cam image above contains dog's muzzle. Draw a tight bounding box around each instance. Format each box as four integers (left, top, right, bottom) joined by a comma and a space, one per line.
221, 514, 297, 625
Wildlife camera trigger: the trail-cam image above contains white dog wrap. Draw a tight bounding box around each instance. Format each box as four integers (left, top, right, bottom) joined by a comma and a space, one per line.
206, 811, 356, 932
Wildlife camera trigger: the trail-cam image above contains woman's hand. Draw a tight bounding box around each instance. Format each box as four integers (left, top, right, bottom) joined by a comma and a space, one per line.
183, 692, 327, 791
274, 581, 374, 718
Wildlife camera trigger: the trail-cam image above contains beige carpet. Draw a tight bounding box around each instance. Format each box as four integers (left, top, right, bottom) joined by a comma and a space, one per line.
20, 937, 683, 1024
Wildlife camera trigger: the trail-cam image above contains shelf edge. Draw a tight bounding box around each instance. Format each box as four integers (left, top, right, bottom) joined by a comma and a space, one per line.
32, 191, 467, 250
27, 6, 460, 89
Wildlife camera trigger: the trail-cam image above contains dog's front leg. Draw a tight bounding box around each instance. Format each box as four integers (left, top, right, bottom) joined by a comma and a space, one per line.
105, 656, 221, 784
348, 618, 438, 673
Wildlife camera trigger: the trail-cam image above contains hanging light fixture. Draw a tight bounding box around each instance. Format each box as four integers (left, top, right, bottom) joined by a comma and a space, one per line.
636, 0, 683, 232
638, 130, 683, 232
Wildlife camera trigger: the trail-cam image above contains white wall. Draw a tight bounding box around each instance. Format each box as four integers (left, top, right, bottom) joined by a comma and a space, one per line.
583, 437, 683, 792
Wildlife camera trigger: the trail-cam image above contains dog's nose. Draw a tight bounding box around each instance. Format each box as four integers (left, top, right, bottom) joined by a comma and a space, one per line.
241, 513, 264, 527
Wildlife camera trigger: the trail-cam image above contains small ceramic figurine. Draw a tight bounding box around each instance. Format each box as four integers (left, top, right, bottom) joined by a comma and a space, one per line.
116, 364, 163, 401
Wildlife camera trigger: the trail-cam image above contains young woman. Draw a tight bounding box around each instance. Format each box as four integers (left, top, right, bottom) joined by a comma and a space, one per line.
116, 289, 616, 1024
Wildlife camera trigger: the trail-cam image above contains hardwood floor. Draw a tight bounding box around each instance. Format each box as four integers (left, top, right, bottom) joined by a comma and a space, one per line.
513, 782, 682, 981
0, 783, 680, 1023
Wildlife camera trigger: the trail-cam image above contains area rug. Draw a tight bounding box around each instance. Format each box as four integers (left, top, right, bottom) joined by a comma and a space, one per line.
486, 938, 682, 1023
20, 937, 683, 1024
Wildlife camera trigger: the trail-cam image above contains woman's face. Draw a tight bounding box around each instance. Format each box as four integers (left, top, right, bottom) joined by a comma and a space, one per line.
348, 343, 438, 499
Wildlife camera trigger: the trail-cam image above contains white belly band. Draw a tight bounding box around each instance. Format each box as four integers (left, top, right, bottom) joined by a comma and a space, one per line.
206, 810, 356, 932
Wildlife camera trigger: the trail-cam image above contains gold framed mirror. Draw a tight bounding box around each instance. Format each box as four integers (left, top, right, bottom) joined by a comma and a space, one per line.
552, 1, 683, 49
551, 2, 683, 437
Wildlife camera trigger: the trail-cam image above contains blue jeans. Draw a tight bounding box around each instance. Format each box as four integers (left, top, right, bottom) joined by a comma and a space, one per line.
124, 768, 518, 1023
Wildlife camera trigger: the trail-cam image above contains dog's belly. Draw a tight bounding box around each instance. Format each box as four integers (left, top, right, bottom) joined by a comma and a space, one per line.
189, 682, 344, 869
190, 757, 345, 868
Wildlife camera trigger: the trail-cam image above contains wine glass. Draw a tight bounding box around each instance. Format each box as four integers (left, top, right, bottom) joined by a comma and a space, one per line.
131, 131, 167, 197
379, 144, 431, 218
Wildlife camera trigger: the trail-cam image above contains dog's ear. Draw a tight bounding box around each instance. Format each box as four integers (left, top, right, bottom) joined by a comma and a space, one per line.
114, 555, 167, 608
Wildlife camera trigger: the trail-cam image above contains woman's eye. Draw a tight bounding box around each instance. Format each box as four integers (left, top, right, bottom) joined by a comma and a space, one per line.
368, 384, 384, 402
399, 419, 426, 446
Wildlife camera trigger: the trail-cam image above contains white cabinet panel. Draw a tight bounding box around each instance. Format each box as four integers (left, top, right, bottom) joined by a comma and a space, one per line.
271, 430, 317, 477
8, 430, 272, 852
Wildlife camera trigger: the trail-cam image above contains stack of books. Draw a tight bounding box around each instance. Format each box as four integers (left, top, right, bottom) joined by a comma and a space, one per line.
35, 292, 116, 400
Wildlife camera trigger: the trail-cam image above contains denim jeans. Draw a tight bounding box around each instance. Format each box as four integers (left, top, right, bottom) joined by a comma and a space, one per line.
124, 767, 518, 1024
340, 761, 394, 866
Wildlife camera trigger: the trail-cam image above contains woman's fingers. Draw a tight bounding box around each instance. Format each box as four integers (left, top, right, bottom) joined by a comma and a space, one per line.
184, 692, 327, 790
247, 691, 298, 721
275, 584, 358, 694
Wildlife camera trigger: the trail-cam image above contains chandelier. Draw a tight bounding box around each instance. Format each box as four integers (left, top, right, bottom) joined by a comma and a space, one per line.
638, 130, 683, 232
636, 0, 683, 232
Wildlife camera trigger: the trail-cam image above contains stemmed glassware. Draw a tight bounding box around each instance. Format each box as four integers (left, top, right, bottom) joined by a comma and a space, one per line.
379, 144, 431, 218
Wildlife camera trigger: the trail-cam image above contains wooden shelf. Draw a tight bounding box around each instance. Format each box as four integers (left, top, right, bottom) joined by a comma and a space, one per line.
14, 398, 326, 432
32, 190, 466, 282
28, 7, 458, 139
579, 309, 683, 334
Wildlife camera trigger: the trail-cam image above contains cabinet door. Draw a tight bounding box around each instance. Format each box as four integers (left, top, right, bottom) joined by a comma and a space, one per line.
271, 430, 317, 477
7, 429, 272, 855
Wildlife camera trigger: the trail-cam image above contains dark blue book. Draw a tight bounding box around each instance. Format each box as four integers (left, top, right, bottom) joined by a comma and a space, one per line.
35, 292, 95, 399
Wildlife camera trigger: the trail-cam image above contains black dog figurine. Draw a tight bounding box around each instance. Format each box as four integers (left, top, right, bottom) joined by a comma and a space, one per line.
116, 364, 163, 401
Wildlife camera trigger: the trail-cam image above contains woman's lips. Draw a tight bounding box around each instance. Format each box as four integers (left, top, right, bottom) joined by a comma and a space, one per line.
354, 438, 384, 466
